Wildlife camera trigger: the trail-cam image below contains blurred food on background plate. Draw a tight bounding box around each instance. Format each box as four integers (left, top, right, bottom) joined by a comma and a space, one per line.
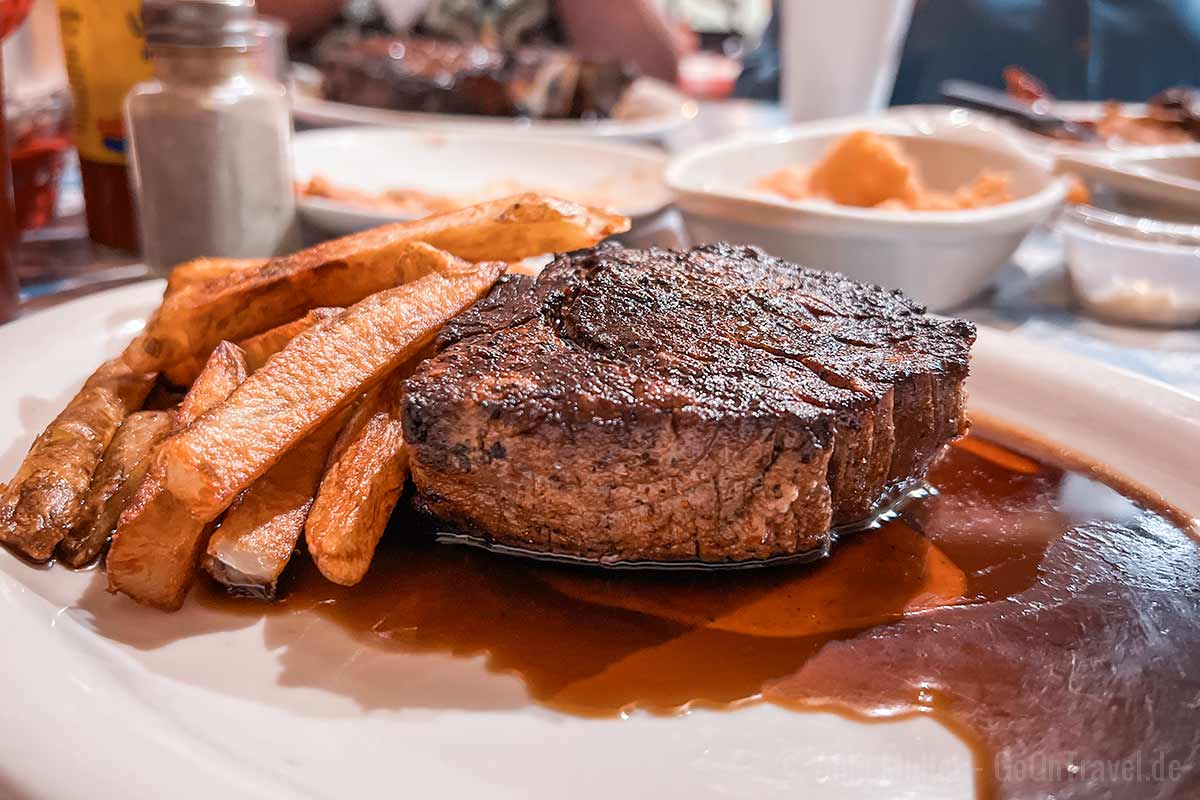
1004, 66, 1200, 146
754, 130, 1014, 211
313, 33, 636, 120
1062, 175, 1092, 205
298, 176, 460, 216
297, 175, 629, 217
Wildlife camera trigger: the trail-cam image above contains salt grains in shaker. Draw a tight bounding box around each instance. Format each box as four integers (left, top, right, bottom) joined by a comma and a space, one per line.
125, 0, 301, 272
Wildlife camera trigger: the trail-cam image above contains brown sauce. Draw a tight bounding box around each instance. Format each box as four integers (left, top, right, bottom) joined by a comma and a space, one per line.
201, 424, 1200, 799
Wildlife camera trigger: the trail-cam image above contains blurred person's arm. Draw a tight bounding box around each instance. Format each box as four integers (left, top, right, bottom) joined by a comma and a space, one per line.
256, 0, 345, 43
555, 0, 690, 83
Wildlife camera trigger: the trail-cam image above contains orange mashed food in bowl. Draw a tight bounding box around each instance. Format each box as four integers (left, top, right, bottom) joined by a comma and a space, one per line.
754, 130, 1014, 211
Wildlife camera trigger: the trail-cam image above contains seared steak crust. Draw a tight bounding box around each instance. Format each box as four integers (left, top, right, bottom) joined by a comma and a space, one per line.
402, 243, 975, 562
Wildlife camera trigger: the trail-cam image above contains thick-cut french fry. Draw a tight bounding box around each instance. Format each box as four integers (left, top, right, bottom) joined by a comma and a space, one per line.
161, 359, 207, 390
0, 359, 155, 561
411, 193, 628, 263
121, 195, 626, 372
173, 346, 247, 427
306, 375, 409, 586
164, 257, 265, 298
163, 306, 344, 386
203, 409, 350, 598
239, 307, 343, 371
58, 410, 172, 567
107, 342, 247, 610
158, 248, 506, 523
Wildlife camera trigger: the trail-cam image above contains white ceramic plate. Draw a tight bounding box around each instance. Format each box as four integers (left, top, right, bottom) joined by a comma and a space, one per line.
291, 76, 698, 142
293, 129, 672, 235
2, 284, 1199, 799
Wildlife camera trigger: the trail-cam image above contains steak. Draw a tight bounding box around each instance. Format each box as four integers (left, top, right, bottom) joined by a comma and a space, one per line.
402, 243, 975, 563
314, 34, 635, 119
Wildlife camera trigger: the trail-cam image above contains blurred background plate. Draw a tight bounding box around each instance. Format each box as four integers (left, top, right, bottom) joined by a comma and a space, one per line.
1008, 101, 1200, 160
290, 74, 698, 142
293, 128, 672, 235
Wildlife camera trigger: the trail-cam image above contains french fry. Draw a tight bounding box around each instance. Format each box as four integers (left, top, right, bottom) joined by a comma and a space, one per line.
306, 375, 409, 586
107, 342, 248, 610
121, 195, 626, 372
164, 257, 265, 298
239, 307, 343, 371
409, 193, 628, 263
203, 409, 350, 598
57, 410, 172, 568
163, 306, 344, 386
0, 359, 155, 561
161, 359, 210, 390
158, 247, 506, 523
173, 345, 247, 427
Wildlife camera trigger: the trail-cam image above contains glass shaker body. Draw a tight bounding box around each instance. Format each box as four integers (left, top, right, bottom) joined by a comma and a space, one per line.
125, 46, 301, 273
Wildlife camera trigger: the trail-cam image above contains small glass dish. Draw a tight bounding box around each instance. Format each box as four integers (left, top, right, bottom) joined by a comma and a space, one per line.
1061, 204, 1200, 327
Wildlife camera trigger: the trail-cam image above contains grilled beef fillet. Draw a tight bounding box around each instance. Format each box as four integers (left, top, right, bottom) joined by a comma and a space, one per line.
402, 243, 975, 562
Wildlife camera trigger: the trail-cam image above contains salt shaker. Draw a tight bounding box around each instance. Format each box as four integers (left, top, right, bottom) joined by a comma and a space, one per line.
125, 0, 301, 272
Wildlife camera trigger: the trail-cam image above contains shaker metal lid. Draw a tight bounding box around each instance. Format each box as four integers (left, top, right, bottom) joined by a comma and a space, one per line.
143, 0, 259, 49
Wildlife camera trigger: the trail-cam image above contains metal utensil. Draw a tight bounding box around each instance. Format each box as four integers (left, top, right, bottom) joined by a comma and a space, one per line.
939, 79, 1098, 142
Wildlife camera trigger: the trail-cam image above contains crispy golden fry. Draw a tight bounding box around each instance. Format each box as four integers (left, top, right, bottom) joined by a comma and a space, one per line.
239, 307, 343, 371
159, 248, 506, 523
173, 345, 247, 429
306, 376, 409, 586
203, 410, 350, 598
121, 195, 625, 372
409, 193, 628, 263
107, 342, 248, 610
163, 306, 344, 386
161, 360, 207, 390
58, 411, 172, 568
164, 257, 265, 298
0, 359, 155, 561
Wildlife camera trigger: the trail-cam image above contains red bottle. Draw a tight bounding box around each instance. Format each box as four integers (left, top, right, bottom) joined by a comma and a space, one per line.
0, 0, 35, 323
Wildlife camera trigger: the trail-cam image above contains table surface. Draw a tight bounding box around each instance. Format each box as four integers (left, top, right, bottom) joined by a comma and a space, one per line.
10, 100, 1200, 398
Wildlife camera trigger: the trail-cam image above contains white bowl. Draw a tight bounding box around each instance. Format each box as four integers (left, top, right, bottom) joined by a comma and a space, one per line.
1061, 207, 1200, 327
294, 128, 671, 235
665, 106, 1069, 311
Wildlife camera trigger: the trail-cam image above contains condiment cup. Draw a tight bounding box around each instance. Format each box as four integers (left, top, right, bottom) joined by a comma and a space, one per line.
1061, 205, 1200, 327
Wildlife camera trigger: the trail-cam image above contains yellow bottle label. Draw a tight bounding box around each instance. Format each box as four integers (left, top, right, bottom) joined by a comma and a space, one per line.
57, 0, 153, 165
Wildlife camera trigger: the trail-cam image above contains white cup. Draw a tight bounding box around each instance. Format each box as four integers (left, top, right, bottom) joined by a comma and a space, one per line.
780, 0, 915, 121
